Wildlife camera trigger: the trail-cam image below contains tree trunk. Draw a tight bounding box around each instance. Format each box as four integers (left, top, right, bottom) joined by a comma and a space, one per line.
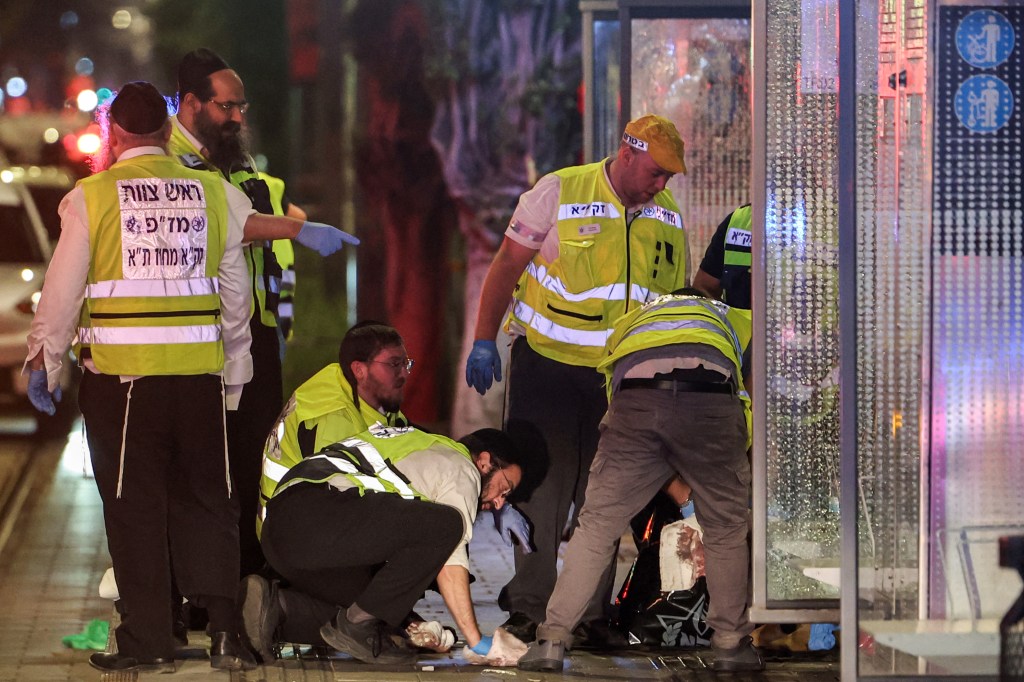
352, 0, 455, 425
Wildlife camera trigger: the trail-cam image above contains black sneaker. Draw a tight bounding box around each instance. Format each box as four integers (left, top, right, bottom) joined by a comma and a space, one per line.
713, 635, 765, 672
319, 610, 416, 665
499, 612, 537, 642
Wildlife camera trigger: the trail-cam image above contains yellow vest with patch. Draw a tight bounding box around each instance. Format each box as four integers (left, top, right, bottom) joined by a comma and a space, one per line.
597, 294, 753, 447
509, 160, 690, 367
257, 363, 407, 536
77, 154, 228, 376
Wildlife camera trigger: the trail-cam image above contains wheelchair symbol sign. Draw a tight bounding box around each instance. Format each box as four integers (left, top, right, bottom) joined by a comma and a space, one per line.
954, 75, 1014, 132
956, 10, 1015, 68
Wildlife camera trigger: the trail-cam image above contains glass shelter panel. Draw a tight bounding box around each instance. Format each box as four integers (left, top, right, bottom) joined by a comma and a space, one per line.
592, 18, 621, 161
630, 18, 751, 258
853, 1, 1024, 676
761, 0, 842, 605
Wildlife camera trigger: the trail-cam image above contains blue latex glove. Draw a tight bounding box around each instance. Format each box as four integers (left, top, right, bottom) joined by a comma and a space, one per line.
469, 635, 493, 656
28, 369, 61, 416
808, 623, 838, 651
680, 499, 695, 519
465, 340, 501, 395
295, 221, 360, 256
493, 504, 534, 554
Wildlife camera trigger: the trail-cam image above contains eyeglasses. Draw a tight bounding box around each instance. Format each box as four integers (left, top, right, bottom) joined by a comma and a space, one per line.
372, 358, 415, 373
494, 466, 515, 501
207, 99, 249, 115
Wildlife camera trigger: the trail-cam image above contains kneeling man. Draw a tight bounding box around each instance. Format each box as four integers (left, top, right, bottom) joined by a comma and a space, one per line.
243, 424, 525, 664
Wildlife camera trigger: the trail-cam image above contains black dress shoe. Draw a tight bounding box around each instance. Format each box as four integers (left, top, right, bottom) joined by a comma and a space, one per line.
88, 652, 175, 673
210, 631, 258, 671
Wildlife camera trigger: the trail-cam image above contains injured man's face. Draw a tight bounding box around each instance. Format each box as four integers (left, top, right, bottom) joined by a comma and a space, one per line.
478, 460, 522, 511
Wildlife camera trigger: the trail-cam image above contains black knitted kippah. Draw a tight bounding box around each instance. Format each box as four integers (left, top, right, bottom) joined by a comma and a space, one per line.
109, 82, 168, 135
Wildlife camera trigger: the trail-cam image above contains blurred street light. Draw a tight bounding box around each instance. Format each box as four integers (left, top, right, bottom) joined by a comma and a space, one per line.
76, 89, 98, 112
6, 77, 28, 98
112, 10, 133, 30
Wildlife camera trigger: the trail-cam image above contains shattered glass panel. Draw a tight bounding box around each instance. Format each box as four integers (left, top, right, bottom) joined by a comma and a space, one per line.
630, 18, 751, 260
854, 0, 929, 633
762, 0, 842, 603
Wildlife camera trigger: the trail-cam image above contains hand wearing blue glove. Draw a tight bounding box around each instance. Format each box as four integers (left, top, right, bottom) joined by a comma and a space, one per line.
27, 369, 61, 416
680, 499, 695, 519
465, 339, 501, 395
469, 635, 493, 656
295, 221, 360, 257
493, 504, 534, 554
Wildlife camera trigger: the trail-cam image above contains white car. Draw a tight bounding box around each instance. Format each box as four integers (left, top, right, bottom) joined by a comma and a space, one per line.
0, 168, 56, 420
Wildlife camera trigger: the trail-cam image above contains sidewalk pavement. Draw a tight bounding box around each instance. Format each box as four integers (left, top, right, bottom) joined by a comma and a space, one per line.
0, 419, 839, 680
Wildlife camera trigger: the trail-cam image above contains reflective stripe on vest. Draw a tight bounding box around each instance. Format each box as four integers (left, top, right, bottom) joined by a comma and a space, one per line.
86, 277, 219, 298
621, 298, 745, 361
512, 299, 613, 348
275, 436, 419, 500
78, 325, 221, 345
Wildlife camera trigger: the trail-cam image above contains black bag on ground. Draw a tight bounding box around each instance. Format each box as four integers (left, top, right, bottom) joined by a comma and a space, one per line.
613, 493, 713, 647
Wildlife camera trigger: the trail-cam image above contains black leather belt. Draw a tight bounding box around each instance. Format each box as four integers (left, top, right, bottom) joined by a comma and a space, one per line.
619, 378, 733, 394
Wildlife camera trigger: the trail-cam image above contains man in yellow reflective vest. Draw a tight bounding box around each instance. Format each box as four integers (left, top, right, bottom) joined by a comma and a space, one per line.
465, 114, 692, 644
23, 82, 326, 674
255, 321, 411, 538
694, 204, 753, 309
518, 289, 764, 673
171, 48, 358, 576
240, 424, 525, 665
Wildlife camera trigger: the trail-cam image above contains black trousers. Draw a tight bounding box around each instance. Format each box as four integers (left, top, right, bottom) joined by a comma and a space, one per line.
80, 372, 239, 660
499, 338, 615, 624
262, 484, 462, 627
227, 315, 283, 576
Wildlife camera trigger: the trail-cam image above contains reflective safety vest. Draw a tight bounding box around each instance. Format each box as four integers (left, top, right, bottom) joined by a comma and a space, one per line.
509, 160, 690, 367
76, 154, 228, 376
168, 122, 282, 328
257, 363, 407, 535
264, 174, 296, 339
721, 205, 752, 310
597, 294, 753, 447
272, 423, 472, 500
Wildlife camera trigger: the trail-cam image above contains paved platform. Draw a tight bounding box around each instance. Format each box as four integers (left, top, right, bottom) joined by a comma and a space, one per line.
0, 418, 840, 681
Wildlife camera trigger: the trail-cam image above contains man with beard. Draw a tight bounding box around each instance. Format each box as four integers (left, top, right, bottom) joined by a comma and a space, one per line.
241, 424, 525, 665
255, 321, 411, 539
170, 48, 355, 576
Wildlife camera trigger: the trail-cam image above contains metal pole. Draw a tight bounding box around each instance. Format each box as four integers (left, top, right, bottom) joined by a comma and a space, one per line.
837, 0, 859, 678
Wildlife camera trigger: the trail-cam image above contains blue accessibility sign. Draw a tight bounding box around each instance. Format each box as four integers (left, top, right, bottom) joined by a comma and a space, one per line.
956, 10, 1016, 68
954, 75, 1014, 132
